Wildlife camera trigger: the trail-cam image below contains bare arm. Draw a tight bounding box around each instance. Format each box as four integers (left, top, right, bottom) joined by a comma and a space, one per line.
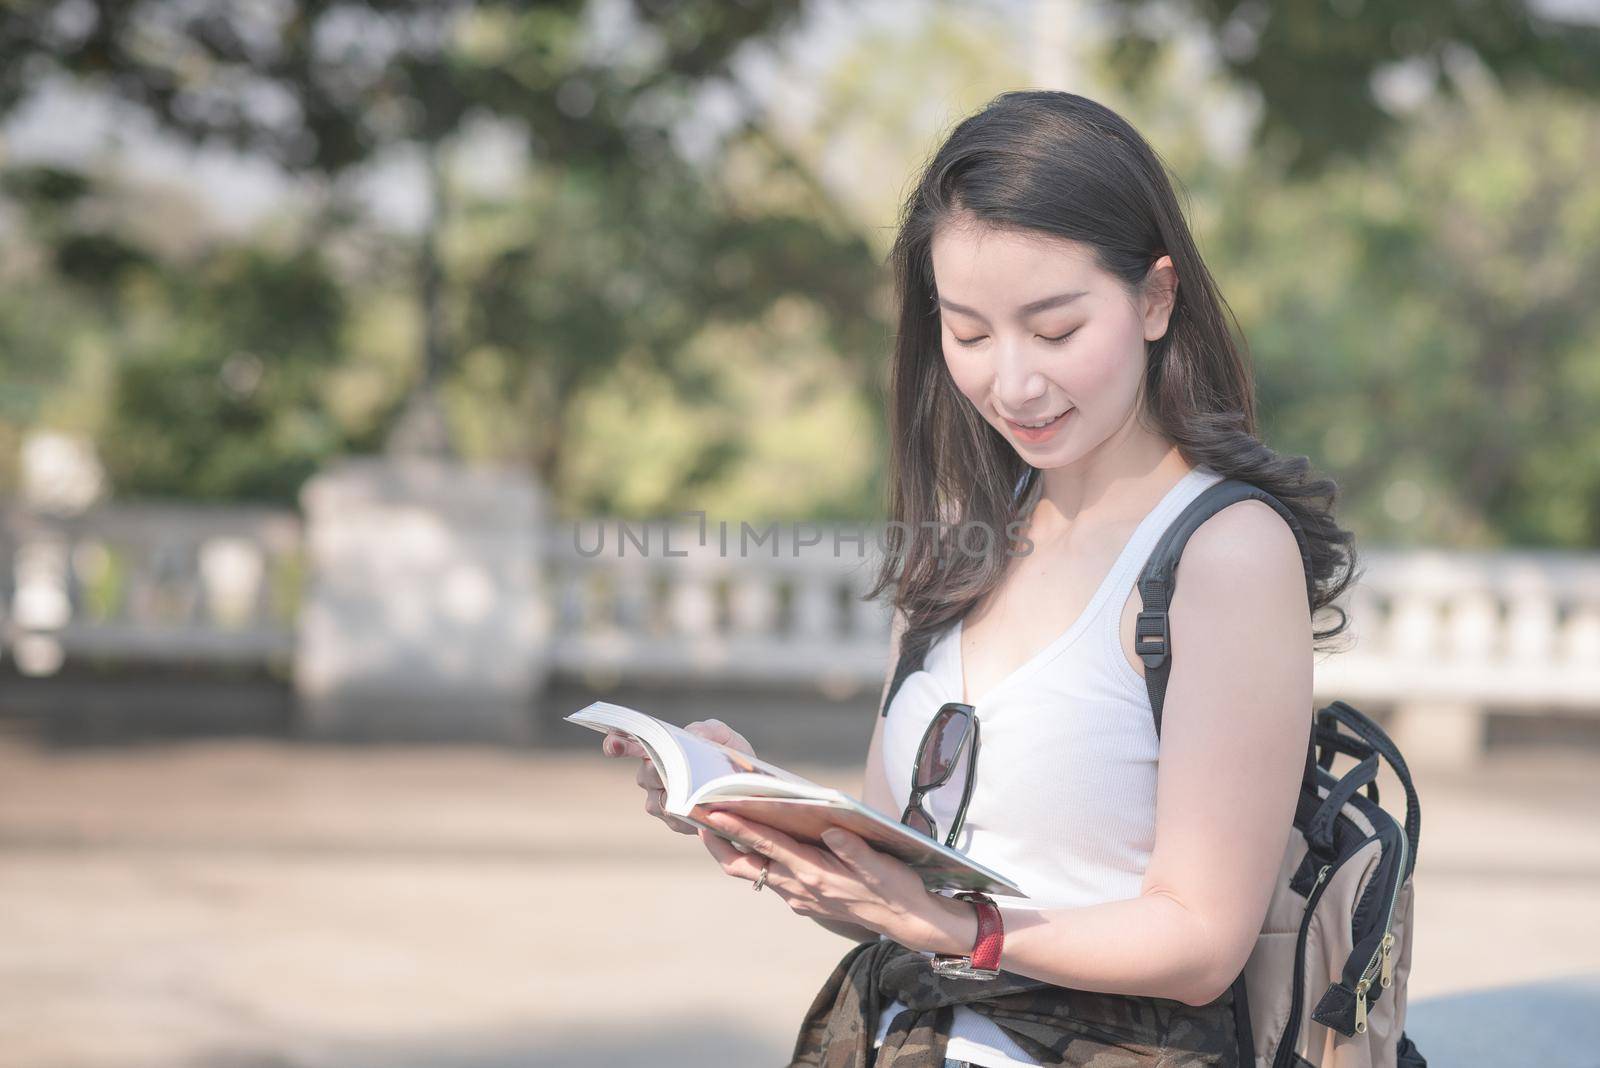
915, 501, 1312, 1004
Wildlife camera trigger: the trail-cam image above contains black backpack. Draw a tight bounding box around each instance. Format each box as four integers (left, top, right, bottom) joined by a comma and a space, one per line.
882, 478, 1427, 1067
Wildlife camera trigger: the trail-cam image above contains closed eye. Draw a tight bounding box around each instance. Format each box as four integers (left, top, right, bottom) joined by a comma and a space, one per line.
952, 329, 1078, 347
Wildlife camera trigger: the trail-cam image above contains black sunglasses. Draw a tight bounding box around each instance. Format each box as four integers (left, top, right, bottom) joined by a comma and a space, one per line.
900, 702, 980, 849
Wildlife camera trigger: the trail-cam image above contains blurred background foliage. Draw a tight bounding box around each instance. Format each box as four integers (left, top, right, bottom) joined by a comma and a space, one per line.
1, 0, 1598, 545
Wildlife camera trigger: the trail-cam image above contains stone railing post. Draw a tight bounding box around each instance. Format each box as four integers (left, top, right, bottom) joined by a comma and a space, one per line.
294, 456, 549, 742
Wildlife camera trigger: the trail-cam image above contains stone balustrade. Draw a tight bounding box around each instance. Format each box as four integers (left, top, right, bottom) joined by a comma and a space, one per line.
542, 518, 891, 700
4, 487, 1598, 759
0, 501, 302, 677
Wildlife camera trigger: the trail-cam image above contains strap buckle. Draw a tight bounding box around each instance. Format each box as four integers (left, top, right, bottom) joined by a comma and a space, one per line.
1134, 609, 1170, 669
929, 954, 1001, 979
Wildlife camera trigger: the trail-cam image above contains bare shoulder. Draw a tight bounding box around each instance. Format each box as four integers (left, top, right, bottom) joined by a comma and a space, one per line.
1157, 496, 1315, 737
1118, 497, 1310, 678
1176, 497, 1310, 618
1186, 498, 1305, 575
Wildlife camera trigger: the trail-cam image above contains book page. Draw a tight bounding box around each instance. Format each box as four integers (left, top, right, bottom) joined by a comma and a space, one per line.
663, 723, 831, 793
564, 703, 693, 807
565, 701, 831, 809
659, 720, 775, 796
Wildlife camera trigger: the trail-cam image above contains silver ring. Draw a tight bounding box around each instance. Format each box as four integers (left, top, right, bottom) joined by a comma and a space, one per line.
752, 860, 771, 892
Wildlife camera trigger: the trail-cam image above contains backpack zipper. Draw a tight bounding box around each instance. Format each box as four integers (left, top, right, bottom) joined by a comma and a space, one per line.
1352, 825, 1408, 1035
1273, 823, 1399, 1067
1271, 859, 1334, 1068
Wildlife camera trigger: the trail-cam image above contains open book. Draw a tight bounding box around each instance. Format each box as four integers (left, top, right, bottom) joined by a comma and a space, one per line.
567, 700, 1026, 898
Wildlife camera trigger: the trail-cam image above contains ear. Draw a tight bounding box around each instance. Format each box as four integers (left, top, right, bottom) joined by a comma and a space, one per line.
1140, 254, 1179, 342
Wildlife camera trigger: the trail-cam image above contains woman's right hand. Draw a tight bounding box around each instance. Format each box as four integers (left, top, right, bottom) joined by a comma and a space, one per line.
601, 719, 757, 835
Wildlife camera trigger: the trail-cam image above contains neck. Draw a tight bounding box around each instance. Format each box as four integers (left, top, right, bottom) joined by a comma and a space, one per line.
1030, 417, 1189, 540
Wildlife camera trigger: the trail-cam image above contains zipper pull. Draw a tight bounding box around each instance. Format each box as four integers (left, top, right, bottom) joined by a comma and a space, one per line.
1380, 932, 1395, 989
1354, 978, 1369, 1035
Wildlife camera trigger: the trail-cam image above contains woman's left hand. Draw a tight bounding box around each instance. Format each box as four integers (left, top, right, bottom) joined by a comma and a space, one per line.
697, 810, 969, 953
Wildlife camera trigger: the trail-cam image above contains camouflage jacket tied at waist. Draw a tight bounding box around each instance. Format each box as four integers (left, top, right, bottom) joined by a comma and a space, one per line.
785, 938, 1241, 1068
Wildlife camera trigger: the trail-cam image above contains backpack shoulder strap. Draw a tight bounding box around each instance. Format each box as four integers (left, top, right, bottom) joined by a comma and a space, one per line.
879, 467, 1036, 718
1137, 479, 1315, 737
879, 621, 944, 717
880, 639, 921, 717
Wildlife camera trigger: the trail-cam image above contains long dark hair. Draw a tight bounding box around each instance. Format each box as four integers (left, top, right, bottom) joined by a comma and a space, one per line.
866, 89, 1360, 684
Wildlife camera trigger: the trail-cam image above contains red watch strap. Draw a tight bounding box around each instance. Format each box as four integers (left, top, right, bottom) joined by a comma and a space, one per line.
958, 892, 1004, 971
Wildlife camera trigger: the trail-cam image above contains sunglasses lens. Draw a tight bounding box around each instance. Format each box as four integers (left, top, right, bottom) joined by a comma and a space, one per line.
904, 806, 936, 839
915, 708, 972, 789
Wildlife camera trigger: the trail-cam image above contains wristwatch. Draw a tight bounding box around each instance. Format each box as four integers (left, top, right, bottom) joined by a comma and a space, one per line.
929, 891, 1004, 979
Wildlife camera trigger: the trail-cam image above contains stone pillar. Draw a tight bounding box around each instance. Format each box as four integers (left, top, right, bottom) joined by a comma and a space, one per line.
294, 456, 549, 743
1387, 700, 1487, 770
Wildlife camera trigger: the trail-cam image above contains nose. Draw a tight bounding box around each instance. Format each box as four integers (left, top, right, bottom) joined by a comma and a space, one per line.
991, 334, 1049, 413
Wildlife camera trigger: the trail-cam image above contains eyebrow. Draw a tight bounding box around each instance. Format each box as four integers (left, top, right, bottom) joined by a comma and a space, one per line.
937, 290, 1089, 322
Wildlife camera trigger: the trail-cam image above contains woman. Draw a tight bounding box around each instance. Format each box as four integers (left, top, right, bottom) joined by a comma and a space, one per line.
603, 90, 1357, 1068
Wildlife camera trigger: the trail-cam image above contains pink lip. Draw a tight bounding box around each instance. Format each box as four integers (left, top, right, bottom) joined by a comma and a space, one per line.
1004, 408, 1072, 443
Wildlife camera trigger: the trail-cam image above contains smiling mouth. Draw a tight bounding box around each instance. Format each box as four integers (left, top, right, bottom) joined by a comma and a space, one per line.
1005, 410, 1071, 430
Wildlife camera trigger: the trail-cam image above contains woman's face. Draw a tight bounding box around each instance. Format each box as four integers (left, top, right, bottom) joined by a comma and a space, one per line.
930, 219, 1176, 466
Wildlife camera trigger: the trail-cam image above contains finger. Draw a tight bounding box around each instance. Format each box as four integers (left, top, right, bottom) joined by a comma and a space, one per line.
698, 826, 744, 863
643, 786, 667, 821
703, 810, 822, 873
820, 827, 884, 888
603, 732, 648, 759
647, 789, 698, 836
687, 720, 755, 756
698, 828, 774, 879
685, 719, 734, 745
635, 760, 663, 790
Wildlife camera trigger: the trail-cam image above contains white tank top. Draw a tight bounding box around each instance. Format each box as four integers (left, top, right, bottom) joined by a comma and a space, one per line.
871, 464, 1227, 1068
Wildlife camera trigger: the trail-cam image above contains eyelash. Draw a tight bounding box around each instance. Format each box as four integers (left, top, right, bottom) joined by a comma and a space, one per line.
953, 329, 1078, 347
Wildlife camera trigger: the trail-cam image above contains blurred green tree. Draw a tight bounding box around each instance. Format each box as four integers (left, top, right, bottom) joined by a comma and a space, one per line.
1, 1, 887, 509
1215, 83, 1600, 547
3, 0, 1598, 539
98, 245, 361, 502
1099, 0, 1600, 175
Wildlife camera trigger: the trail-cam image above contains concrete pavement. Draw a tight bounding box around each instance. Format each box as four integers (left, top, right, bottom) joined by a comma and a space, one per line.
2, 728, 1597, 1067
